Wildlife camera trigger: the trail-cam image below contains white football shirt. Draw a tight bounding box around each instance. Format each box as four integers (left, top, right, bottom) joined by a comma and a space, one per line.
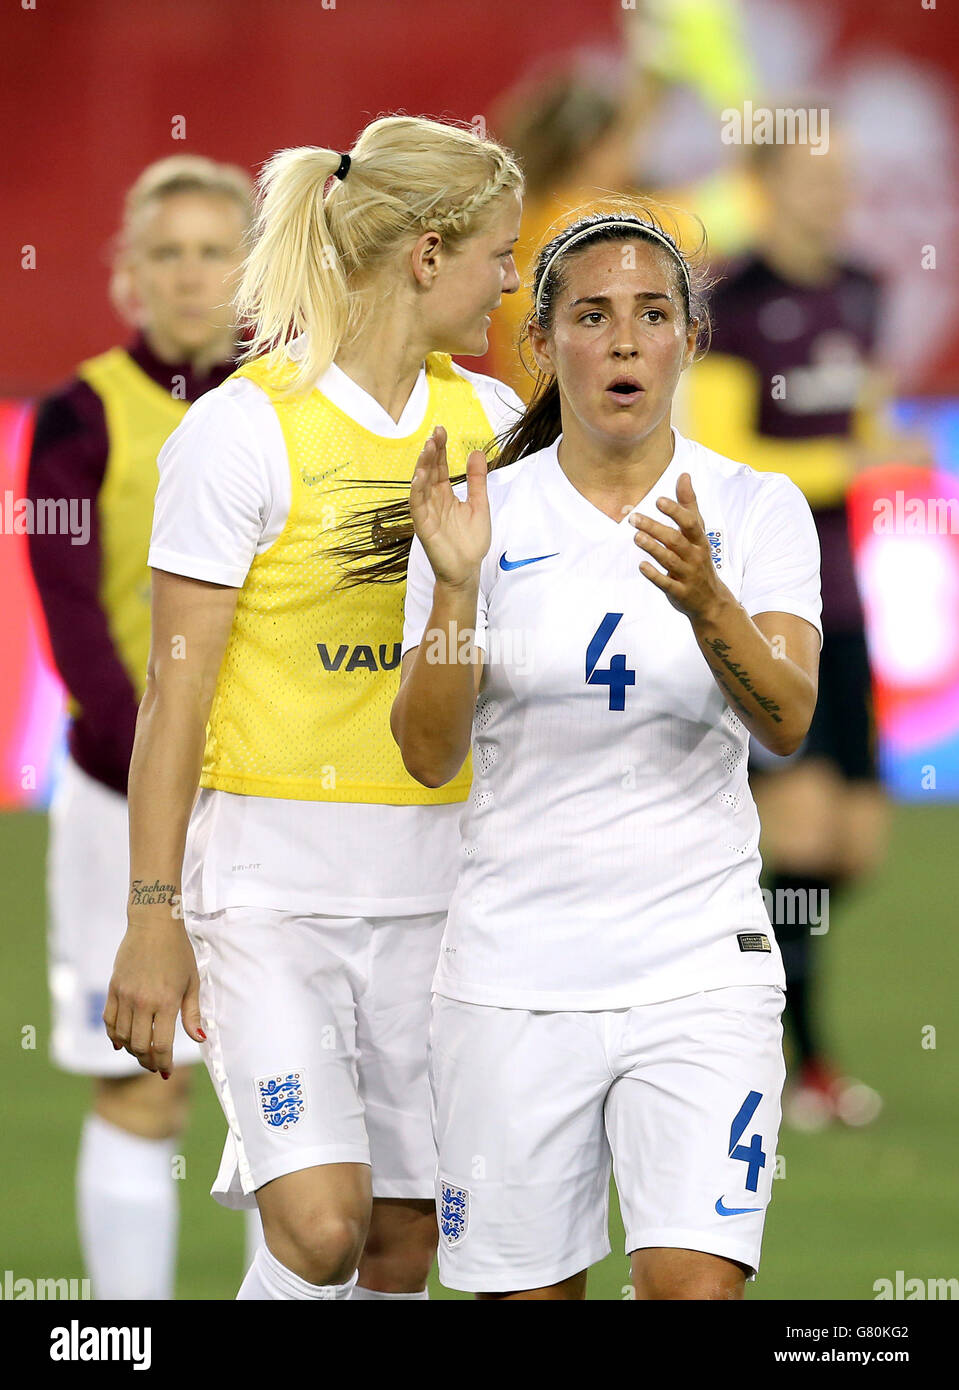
149, 353, 523, 917
402, 429, 822, 1006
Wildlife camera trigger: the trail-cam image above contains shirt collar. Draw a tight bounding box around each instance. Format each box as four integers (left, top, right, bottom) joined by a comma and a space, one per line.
546, 427, 688, 529
128, 333, 236, 402
316, 360, 430, 438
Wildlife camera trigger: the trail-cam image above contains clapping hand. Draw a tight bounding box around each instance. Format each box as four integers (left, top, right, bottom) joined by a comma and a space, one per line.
410, 425, 491, 588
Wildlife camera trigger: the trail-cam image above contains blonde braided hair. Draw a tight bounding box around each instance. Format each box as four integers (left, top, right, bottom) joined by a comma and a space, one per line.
238, 116, 523, 395
417, 152, 519, 237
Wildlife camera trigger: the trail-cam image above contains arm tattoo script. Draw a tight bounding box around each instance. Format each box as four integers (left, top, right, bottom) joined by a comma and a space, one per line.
703, 637, 783, 725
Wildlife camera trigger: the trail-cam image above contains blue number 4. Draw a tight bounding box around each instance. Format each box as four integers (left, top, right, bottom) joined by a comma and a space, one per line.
586, 613, 636, 711
729, 1090, 766, 1193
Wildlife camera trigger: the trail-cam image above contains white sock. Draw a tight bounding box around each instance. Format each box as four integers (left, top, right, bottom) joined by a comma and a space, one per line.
352, 1286, 430, 1300
77, 1113, 177, 1300
244, 1204, 264, 1272
237, 1243, 358, 1300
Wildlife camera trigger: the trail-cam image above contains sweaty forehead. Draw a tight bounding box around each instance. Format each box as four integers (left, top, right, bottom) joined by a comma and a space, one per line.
557, 237, 677, 298
477, 188, 523, 241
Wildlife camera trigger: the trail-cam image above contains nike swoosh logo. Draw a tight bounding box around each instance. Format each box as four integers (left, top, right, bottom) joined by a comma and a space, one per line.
715, 1197, 762, 1216
499, 550, 559, 571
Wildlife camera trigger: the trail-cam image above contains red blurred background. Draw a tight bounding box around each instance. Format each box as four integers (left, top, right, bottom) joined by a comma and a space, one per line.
3, 0, 959, 804
2, 0, 958, 396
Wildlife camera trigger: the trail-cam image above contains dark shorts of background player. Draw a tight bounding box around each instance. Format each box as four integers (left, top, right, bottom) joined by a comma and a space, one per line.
748, 628, 879, 783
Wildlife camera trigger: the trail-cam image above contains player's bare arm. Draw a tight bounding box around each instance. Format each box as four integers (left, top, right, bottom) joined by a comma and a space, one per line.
392, 426, 488, 788
103, 569, 239, 1076
631, 471, 818, 755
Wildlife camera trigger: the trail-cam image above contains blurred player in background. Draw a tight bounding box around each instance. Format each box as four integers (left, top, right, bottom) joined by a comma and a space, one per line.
27, 155, 253, 1297
681, 135, 928, 1128
487, 69, 654, 399
105, 117, 524, 1301
488, 0, 762, 400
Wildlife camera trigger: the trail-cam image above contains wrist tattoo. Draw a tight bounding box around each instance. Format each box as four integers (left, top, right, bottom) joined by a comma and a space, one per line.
129, 879, 178, 907
704, 637, 783, 725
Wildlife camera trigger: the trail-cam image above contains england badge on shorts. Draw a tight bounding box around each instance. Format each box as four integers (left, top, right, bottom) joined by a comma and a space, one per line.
707, 529, 723, 568
439, 1181, 470, 1248
256, 1072, 306, 1130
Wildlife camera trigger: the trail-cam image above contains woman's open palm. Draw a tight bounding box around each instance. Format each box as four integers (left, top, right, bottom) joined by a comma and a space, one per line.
410, 425, 491, 587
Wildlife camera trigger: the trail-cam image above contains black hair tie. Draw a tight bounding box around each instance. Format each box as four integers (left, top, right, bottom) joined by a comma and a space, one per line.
334, 152, 351, 181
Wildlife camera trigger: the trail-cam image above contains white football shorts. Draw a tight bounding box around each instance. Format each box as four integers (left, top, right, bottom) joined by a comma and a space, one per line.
186, 905, 445, 1208
47, 756, 203, 1076
430, 984, 786, 1292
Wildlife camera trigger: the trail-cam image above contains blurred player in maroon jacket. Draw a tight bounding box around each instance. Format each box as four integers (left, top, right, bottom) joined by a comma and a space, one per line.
683, 134, 929, 1130
27, 155, 252, 1296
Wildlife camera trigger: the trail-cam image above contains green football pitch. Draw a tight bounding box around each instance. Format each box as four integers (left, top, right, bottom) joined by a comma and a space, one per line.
2, 802, 956, 1301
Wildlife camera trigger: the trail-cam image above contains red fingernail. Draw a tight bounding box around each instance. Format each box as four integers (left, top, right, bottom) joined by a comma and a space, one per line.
196, 1028, 207, 1041
160, 1071, 171, 1080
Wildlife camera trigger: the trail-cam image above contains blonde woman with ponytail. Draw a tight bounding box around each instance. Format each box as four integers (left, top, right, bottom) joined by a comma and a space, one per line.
104, 116, 523, 1302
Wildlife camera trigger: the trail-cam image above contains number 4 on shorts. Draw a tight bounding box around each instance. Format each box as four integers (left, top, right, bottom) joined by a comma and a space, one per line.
729, 1090, 766, 1193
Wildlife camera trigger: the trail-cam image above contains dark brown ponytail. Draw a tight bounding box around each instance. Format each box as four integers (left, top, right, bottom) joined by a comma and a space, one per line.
493, 376, 561, 470
329, 375, 563, 588
327, 478, 439, 587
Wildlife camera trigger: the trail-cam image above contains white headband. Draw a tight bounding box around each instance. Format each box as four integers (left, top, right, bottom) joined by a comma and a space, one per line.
533, 220, 691, 318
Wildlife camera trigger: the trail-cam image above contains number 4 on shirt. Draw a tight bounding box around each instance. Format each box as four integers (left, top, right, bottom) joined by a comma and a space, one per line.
585, 612, 636, 711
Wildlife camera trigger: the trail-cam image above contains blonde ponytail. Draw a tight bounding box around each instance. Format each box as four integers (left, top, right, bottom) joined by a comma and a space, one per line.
236, 116, 524, 396
235, 147, 350, 395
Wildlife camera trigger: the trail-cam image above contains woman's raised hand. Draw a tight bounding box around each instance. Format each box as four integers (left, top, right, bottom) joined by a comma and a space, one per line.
410, 425, 491, 588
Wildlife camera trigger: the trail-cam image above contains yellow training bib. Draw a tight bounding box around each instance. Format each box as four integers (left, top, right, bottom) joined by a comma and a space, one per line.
77, 348, 188, 704
201, 351, 494, 804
